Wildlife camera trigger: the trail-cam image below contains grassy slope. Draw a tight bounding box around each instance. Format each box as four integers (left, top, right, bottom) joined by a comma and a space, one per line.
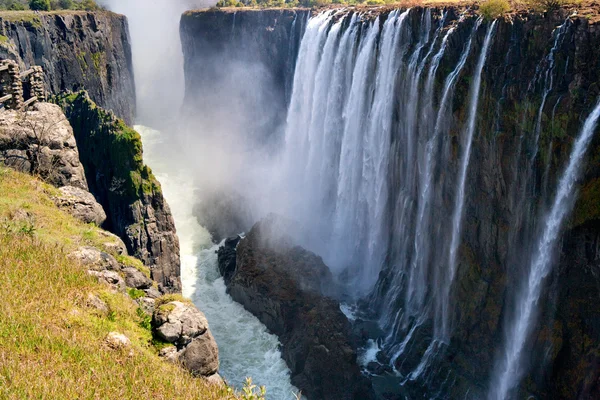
0, 166, 237, 399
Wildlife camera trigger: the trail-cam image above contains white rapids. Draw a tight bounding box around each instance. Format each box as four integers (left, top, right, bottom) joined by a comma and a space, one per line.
137, 125, 300, 400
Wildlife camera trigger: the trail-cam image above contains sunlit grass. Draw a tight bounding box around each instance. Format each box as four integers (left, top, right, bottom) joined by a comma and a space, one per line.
0, 166, 240, 399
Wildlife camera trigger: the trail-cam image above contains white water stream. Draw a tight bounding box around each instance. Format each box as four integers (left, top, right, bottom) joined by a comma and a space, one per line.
137, 126, 299, 400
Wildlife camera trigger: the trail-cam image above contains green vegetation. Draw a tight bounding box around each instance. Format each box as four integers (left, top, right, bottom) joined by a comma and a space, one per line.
0, 166, 247, 399
52, 92, 163, 203
0, 0, 101, 10
29, 0, 49, 10
479, 0, 510, 19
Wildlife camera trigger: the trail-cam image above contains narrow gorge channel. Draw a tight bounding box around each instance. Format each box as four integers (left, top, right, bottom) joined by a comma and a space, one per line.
138, 126, 299, 398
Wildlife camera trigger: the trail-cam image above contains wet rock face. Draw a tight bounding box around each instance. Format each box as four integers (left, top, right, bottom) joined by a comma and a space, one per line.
218, 215, 374, 400
0, 12, 136, 125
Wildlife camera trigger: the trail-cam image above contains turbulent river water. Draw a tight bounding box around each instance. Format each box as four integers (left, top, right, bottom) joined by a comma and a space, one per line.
137, 126, 299, 399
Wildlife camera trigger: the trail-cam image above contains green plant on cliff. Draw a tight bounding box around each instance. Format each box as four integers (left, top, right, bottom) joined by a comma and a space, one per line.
28, 0, 49, 10
479, 0, 510, 20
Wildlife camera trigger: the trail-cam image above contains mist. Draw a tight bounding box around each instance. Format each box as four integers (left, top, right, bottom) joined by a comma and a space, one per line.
98, 0, 293, 247
98, 0, 216, 127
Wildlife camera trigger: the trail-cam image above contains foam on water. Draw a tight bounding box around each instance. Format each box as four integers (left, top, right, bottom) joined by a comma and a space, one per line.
137, 125, 299, 400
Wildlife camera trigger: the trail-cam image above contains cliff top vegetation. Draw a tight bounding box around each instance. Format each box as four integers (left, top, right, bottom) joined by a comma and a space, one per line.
0, 166, 252, 399
0, 0, 100, 11
209, 0, 600, 22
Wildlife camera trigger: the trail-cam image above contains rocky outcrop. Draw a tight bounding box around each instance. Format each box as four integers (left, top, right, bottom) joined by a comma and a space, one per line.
0, 11, 136, 124
218, 215, 374, 400
153, 300, 220, 379
54, 91, 181, 294
54, 185, 107, 226
0, 102, 87, 189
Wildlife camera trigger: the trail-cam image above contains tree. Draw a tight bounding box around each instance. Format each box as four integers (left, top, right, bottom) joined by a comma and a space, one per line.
29, 0, 50, 10
58, 0, 73, 8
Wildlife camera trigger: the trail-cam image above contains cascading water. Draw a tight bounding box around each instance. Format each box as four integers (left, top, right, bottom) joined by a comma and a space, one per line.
445, 19, 496, 339
279, 8, 505, 388
490, 98, 600, 399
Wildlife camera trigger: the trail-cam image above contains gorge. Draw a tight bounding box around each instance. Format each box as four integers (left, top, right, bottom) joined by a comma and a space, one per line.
1, 1, 598, 399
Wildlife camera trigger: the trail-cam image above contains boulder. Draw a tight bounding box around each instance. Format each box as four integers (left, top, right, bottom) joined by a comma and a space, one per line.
87, 270, 125, 292
96, 230, 127, 255
105, 332, 131, 350
123, 267, 153, 290
152, 301, 209, 345
71, 246, 118, 271
54, 185, 106, 226
217, 215, 374, 400
158, 345, 179, 363
86, 293, 109, 314
136, 297, 156, 315
144, 287, 161, 299
179, 330, 219, 377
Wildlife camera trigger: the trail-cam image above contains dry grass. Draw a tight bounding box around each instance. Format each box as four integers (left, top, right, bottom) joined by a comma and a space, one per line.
0, 166, 239, 399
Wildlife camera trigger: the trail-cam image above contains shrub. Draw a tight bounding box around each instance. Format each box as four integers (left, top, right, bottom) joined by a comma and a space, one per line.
29, 0, 50, 10
479, 0, 510, 19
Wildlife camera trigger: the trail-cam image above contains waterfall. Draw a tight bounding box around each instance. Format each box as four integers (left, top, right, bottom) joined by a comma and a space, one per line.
280, 10, 505, 376
490, 97, 600, 399
444, 19, 497, 339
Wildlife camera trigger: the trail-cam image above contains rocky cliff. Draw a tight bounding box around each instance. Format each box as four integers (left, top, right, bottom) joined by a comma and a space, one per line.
0, 11, 135, 125
218, 216, 374, 400
54, 92, 181, 294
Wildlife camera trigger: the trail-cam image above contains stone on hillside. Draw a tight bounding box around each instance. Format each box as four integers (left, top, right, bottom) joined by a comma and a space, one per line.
136, 297, 155, 315
88, 270, 125, 292
158, 345, 179, 363
105, 332, 131, 350
71, 246, 118, 271
54, 185, 106, 226
204, 373, 225, 387
86, 293, 109, 314
96, 230, 127, 255
179, 330, 219, 377
123, 267, 153, 290
144, 287, 161, 299
153, 301, 209, 345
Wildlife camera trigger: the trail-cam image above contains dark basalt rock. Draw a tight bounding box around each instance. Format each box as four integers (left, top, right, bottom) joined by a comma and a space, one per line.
0, 11, 136, 125
55, 91, 181, 294
218, 215, 374, 400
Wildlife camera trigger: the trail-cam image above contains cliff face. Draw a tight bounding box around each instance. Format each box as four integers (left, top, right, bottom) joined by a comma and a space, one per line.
182, 7, 600, 399
54, 92, 181, 294
0, 11, 136, 125
180, 8, 309, 140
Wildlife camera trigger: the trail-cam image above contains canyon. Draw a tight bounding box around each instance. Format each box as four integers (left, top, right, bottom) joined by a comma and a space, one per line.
1, 3, 599, 400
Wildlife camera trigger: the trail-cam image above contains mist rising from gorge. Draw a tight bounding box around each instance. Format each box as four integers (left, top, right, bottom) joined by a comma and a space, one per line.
98, 0, 216, 127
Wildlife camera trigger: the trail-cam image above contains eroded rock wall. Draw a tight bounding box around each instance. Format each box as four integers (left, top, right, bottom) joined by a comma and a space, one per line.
0, 11, 136, 125
55, 92, 181, 294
